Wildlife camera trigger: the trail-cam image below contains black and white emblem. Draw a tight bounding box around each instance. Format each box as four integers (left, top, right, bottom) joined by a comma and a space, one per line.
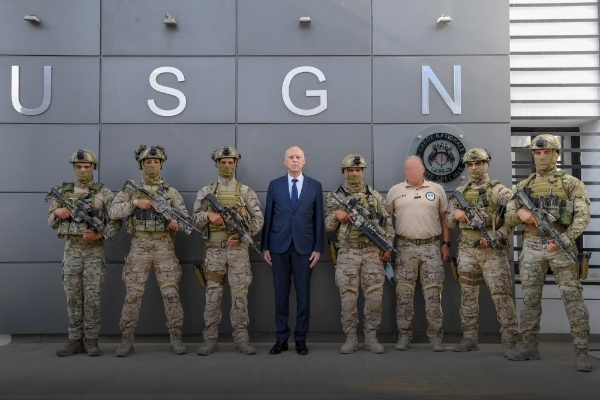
415, 132, 466, 183
426, 192, 436, 201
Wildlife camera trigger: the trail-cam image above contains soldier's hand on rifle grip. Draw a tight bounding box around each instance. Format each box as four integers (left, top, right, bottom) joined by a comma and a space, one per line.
380, 249, 392, 262
546, 239, 561, 253
335, 210, 352, 223
137, 199, 153, 211
208, 211, 225, 227
168, 220, 180, 232
227, 235, 241, 247
54, 208, 74, 220
454, 209, 470, 223
517, 208, 537, 226
83, 229, 103, 241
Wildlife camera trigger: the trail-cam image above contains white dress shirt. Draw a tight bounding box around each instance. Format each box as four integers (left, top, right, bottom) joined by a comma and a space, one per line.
287, 173, 304, 199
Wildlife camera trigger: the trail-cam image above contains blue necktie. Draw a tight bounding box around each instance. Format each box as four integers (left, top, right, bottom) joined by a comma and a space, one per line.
291, 178, 299, 209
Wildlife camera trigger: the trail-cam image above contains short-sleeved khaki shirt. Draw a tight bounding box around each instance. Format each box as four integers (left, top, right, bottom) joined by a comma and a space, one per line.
385, 180, 447, 239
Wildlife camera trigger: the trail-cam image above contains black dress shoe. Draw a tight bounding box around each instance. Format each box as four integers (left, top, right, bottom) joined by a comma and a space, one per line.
295, 340, 308, 355
269, 341, 288, 355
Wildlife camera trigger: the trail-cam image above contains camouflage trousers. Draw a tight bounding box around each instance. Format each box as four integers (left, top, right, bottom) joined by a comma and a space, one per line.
62, 237, 106, 340
203, 244, 253, 342
457, 245, 518, 343
334, 245, 385, 335
119, 235, 184, 333
519, 237, 590, 349
395, 241, 444, 340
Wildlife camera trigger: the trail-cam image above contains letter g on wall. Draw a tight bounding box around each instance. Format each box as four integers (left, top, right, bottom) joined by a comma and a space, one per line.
282, 66, 327, 116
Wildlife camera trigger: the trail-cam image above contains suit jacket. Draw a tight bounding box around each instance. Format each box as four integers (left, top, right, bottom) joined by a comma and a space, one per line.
262, 175, 324, 255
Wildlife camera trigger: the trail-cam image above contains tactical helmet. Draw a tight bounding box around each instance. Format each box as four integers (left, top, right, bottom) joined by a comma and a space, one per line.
211, 146, 241, 167
69, 149, 98, 170
462, 148, 491, 164
530, 134, 561, 155
135, 144, 167, 170
340, 154, 367, 174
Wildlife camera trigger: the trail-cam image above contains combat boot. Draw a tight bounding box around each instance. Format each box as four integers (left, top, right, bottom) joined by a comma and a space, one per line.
197, 339, 218, 356
503, 342, 516, 358
116, 332, 134, 357
169, 330, 186, 355
453, 338, 479, 352
85, 338, 102, 357
56, 339, 85, 357
340, 333, 358, 354
364, 331, 384, 354
394, 335, 411, 351
234, 334, 256, 355
575, 347, 592, 372
430, 337, 446, 352
507, 338, 540, 361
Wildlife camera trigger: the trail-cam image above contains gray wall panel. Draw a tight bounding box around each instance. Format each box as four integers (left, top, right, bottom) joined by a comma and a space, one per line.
373, 124, 512, 192
0, 264, 67, 334
238, 57, 371, 123
101, 58, 235, 123
99, 124, 236, 192
0, 57, 100, 123
373, 56, 511, 124
373, 0, 509, 56
0, 194, 65, 263
238, 0, 371, 56
102, 0, 235, 56
0, 0, 100, 56
236, 124, 373, 192
0, 125, 99, 193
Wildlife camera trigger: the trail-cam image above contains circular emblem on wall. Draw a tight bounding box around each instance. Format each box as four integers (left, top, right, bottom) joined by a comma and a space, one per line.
425, 192, 436, 201
407, 125, 474, 191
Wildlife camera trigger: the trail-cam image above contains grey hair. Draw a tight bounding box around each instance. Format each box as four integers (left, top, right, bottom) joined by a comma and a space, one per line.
404, 155, 424, 166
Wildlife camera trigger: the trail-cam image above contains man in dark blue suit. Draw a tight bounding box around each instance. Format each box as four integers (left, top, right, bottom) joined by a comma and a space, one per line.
262, 146, 324, 355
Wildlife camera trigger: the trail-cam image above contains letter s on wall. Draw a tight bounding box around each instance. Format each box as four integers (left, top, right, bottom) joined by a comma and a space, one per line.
147, 67, 187, 117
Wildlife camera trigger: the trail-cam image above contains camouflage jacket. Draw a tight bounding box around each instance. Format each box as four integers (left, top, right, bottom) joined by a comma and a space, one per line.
324, 184, 394, 243
192, 177, 264, 237
505, 168, 591, 242
108, 176, 188, 235
47, 180, 122, 240
446, 175, 514, 240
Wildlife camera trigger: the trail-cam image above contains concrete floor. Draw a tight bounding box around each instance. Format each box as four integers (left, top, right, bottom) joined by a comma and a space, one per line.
0, 341, 598, 399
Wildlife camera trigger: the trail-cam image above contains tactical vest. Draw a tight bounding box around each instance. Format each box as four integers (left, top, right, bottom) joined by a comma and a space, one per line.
57, 182, 105, 237
129, 183, 172, 233
457, 180, 501, 230
336, 185, 381, 243
205, 182, 248, 241
524, 171, 572, 225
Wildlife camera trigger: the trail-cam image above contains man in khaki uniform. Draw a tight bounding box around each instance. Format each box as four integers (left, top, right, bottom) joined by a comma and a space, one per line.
386, 156, 451, 352
109, 145, 187, 356
324, 155, 394, 354
446, 148, 518, 356
192, 146, 264, 356
48, 149, 121, 357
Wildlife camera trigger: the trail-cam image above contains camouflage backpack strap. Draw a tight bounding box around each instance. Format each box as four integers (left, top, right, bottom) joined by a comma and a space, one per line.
522, 173, 537, 189
489, 180, 501, 188
61, 182, 75, 194
365, 184, 380, 214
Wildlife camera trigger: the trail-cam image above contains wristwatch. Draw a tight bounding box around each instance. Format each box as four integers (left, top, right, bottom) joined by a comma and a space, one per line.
442, 241, 451, 248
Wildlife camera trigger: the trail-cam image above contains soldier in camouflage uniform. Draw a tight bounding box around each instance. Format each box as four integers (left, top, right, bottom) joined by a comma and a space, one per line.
108, 145, 187, 357
48, 149, 121, 357
192, 146, 264, 356
505, 134, 592, 372
325, 155, 393, 354
446, 148, 518, 356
